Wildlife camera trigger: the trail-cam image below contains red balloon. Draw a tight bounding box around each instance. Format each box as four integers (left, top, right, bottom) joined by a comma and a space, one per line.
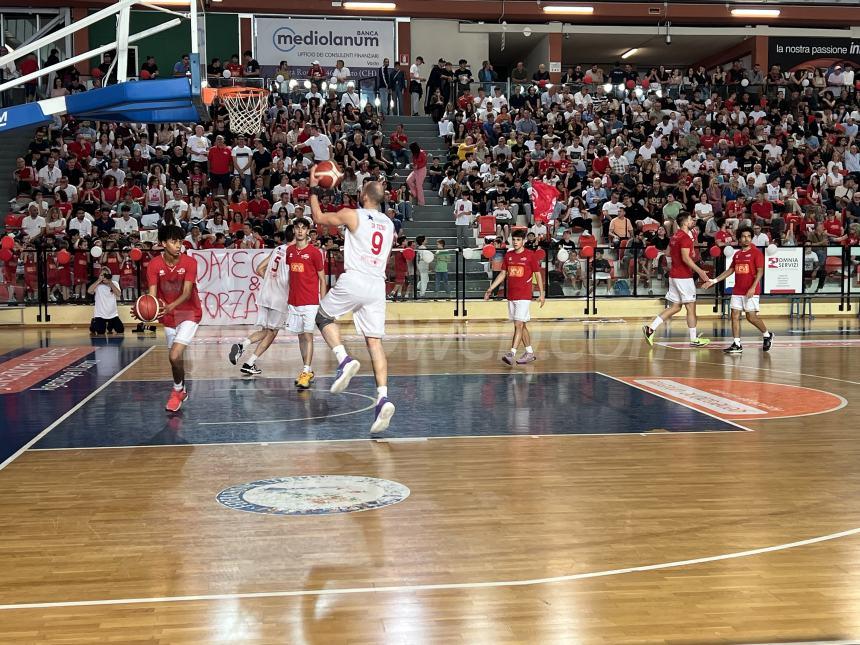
583, 75, 592, 84
709, 245, 722, 258
402, 247, 416, 262
56, 249, 71, 265
644, 245, 658, 260
535, 248, 546, 262
139, 69, 151, 80
129, 247, 143, 261
481, 245, 495, 259
0, 235, 13, 250
856, 79, 860, 90
91, 67, 103, 78
641, 79, 650, 89
580, 244, 595, 259
626, 79, 636, 89
0, 249, 11, 262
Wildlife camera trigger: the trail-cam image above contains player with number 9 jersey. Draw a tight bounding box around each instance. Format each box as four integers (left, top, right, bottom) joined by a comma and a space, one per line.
343, 208, 396, 279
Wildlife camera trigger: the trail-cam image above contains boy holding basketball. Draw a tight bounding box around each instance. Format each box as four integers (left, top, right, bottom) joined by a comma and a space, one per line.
142, 225, 203, 412
484, 229, 545, 365
704, 225, 774, 354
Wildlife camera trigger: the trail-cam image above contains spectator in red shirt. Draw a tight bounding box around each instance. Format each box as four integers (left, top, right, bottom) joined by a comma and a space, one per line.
207, 135, 232, 195
19, 53, 39, 102
824, 210, 844, 242
751, 192, 773, 225
388, 124, 409, 167
484, 229, 545, 364
591, 148, 610, 177
247, 189, 271, 217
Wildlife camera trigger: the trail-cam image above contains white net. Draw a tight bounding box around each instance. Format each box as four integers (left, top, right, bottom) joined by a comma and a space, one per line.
219, 88, 270, 135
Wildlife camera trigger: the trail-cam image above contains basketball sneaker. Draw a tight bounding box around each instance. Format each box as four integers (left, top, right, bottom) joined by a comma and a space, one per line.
228, 343, 244, 365
723, 342, 743, 354
296, 370, 314, 390
642, 325, 655, 346
516, 352, 537, 364
370, 397, 395, 434
331, 356, 360, 394
690, 335, 711, 348
763, 332, 774, 352
165, 388, 188, 412
241, 363, 262, 375
502, 351, 515, 365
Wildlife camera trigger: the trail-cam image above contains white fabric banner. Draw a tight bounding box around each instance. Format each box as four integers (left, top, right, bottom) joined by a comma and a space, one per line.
764, 247, 803, 294
189, 249, 273, 325
254, 17, 395, 71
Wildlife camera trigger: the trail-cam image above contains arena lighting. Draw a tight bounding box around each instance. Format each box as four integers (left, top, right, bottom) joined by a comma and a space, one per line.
731, 8, 781, 17
542, 5, 595, 15
621, 48, 638, 60
342, 1, 397, 10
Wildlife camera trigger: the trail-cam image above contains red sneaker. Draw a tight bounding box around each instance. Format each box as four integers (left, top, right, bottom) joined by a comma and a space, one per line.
165, 388, 188, 412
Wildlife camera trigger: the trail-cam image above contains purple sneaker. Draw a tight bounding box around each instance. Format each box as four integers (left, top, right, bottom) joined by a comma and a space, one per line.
502, 352, 515, 365
516, 352, 537, 364
370, 397, 395, 434
330, 356, 361, 394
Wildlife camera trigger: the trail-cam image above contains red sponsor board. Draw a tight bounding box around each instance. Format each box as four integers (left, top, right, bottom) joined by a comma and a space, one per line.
0, 347, 94, 394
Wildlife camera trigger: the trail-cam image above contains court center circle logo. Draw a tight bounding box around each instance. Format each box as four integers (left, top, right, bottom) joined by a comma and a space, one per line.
216, 475, 410, 516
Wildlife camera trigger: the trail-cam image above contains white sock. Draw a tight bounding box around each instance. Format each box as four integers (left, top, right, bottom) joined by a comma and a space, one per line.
303, 364, 312, 373
763, 331, 771, 338
173, 381, 184, 391
525, 346, 534, 354
333, 345, 348, 362
247, 354, 258, 366
651, 316, 663, 331
377, 386, 388, 401
511, 347, 517, 355
689, 327, 697, 341
734, 337, 742, 345
240, 338, 250, 349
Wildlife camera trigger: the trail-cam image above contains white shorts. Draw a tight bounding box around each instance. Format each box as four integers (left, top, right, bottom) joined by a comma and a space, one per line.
165, 320, 199, 348
731, 294, 760, 312
319, 272, 387, 338
508, 299, 531, 322
255, 306, 287, 330
287, 304, 319, 334
666, 277, 697, 304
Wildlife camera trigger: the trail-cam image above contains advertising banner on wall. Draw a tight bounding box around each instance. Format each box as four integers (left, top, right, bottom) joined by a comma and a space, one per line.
768, 37, 860, 72
255, 17, 395, 81
764, 247, 803, 294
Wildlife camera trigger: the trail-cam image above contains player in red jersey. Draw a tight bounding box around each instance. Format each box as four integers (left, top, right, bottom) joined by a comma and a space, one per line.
285, 218, 326, 389
704, 225, 773, 354
483, 228, 545, 365
642, 212, 711, 347
140, 225, 203, 412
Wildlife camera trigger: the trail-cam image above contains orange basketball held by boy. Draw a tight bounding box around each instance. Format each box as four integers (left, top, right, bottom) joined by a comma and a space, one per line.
132, 294, 166, 323
312, 160, 344, 190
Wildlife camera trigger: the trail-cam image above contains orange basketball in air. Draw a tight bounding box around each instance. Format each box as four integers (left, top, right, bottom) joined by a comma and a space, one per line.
313, 161, 344, 190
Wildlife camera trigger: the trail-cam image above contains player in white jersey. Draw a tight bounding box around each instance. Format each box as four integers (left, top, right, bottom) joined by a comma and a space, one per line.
228, 229, 292, 375
309, 173, 396, 434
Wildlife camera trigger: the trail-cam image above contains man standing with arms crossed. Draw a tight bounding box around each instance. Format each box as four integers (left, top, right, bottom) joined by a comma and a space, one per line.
309, 174, 397, 434
642, 212, 711, 347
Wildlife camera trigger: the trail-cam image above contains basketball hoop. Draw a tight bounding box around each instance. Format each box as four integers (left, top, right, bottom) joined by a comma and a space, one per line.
217, 86, 269, 135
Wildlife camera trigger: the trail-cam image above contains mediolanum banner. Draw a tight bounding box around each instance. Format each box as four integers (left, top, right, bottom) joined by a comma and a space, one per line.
768, 37, 860, 72
255, 17, 395, 77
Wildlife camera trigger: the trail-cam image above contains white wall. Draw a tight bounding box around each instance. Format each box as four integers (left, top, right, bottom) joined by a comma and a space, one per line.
410, 19, 489, 72
522, 34, 549, 79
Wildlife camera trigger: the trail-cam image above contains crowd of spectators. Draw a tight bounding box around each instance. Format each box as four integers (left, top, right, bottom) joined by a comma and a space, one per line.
2, 52, 859, 304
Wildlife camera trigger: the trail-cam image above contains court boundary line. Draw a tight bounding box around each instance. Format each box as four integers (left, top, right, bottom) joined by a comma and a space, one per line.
0, 346, 155, 472
118, 369, 596, 383
196, 391, 376, 426
27, 428, 744, 452
595, 371, 753, 432
1, 524, 858, 610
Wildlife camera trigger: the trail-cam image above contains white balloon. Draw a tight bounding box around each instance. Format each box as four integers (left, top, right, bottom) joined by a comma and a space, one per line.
462, 248, 476, 260
802, 78, 810, 87
766, 243, 778, 257
724, 246, 735, 258
523, 27, 532, 37
740, 78, 749, 87
420, 250, 434, 264
90, 246, 103, 258
275, 74, 285, 83
222, 69, 231, 79
557, 248, 570, 263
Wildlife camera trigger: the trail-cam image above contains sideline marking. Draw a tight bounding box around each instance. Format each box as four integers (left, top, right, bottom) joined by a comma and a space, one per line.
1, 525, 858, 610
0, 347, 155, 472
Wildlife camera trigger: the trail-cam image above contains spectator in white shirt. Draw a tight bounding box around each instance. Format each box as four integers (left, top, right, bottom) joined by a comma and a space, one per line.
341, 84, 361, 109
271, 176, 293, 202
103, 158, 126, 186
67, 209, 93, 237
114, 206, 139, 234
37, 159, 61, 192
164, 193, 189, 220
88, 268, 123, 335
22, 204, 46, 238
187, 125, 211, 168
306, 124, 332, 161
231, 135, 253, 191
454, 192, 474, 249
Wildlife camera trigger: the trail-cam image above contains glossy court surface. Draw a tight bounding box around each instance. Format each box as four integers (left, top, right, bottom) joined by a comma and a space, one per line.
1, 318, 859, 644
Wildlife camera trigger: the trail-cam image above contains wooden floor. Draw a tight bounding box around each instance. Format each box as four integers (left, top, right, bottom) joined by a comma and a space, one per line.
1, 318, 860, 644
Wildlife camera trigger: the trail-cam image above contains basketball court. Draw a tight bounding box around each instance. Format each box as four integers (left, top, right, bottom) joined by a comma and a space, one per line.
1, 318, 860, 644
